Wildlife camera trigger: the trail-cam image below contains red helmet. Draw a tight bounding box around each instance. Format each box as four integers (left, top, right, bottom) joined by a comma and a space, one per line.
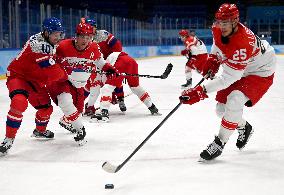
76, 22, 93, 35
179, 29, 190, 37
215, 3, 239, 21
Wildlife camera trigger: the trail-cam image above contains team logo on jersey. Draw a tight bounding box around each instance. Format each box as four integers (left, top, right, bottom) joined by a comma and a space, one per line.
90, 52, 94, 59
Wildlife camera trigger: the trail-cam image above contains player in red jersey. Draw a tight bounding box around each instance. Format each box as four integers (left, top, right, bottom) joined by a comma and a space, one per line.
91, 51, 160, 122
48, 22, 117, 143
81, 18, 126, 116
179, 29, 208, 88
179, 3, 276, 161
0, 17, 67, 155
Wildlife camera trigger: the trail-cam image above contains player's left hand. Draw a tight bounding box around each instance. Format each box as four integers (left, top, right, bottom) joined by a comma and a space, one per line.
102, 63, 119, 79
181, 49, 188, 56
179, 85, 208, 105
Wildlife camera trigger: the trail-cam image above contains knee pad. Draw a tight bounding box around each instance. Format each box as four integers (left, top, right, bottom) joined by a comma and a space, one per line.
101, 84, 115, 97
10, 94, 28, 113
130, 86, 145, 97
57, 92, 77, 115
215, 103, 225, 118
226, 90, 248, 111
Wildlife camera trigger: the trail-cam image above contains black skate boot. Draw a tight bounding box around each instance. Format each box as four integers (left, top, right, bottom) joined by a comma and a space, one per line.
117, 97, 127, 112
199, 136, 225, 162
148, 103, 161, 115
181, 78, 192, 89
236, 122, 254, 150
74, 126, 87, 146
32, 129, 54, 139
90, 109, 109, 122
59, 117, 76, 133
0, 137, 14, 156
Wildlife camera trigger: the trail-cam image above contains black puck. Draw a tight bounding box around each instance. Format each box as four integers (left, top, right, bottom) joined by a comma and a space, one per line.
105, 184, 114, 189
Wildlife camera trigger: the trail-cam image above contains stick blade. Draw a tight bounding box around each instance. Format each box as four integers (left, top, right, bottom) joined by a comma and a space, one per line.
102, 161, 118, 173
160, 63, 173, 79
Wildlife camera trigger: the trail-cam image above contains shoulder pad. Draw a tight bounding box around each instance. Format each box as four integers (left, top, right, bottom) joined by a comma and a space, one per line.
93, 30, 109, 43
29, 33, 55, 54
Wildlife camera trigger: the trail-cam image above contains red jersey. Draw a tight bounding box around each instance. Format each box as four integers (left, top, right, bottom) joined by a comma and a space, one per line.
93, 30, 122, 59
7, 33, 64, 85
56, 38, 107, 88
183, 36, 207, 55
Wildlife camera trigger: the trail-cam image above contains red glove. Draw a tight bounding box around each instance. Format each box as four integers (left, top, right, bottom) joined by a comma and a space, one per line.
179, 85, 208, 105
102, 63, 119, 78
181, 49, 188, 56
201, 54, 221, 79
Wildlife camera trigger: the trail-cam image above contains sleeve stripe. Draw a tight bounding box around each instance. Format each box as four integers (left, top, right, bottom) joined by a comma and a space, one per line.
107, 35, 115, 45
36, 56, 50, 62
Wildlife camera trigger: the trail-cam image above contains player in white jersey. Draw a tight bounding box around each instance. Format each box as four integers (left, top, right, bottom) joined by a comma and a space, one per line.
179, 3, 276, 161
179, 29, 208, 88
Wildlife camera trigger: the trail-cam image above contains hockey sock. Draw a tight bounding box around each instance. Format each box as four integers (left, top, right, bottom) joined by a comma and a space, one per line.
100, 84, 115, 110
87, 85, 101, 107
35, 106, 53, 132
131, 86, 153, 107
6, 94, 28, 138
218, 117, 238, 143
114, 86, 124, 98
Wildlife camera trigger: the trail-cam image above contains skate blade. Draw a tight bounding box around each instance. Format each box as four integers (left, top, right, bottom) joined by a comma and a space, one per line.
30, 134, 54, 140
89, 118, 110, 123
76, 139, 87, 146
197, 157, 208, 163
152, 112, 162, 116
0, 152, 8, 157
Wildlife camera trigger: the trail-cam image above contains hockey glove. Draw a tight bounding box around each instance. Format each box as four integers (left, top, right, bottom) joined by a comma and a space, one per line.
102, 63, 119, 79
179, 85, 208, 105
181, 49, 188, 56
201, 54, 221, 79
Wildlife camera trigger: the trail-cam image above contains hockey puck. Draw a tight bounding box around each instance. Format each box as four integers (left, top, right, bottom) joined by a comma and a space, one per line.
105, 184, 114, 189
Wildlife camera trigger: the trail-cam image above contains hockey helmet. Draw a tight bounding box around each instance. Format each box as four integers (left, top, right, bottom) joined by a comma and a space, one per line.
76, 22, 93, 35
42, 17, 64, 34
215, 3, 239, 21
80, 17, 97, 27
179, 29, 190, 37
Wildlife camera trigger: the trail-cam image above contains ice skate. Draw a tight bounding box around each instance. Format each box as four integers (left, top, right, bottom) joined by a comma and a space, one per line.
90, 109, 110, 123
59, 117, 76, 133
148, 104, 162, 115
0, 137, 14, 156
74, 126, 87, 146
236, 121, 254, 150
83, 103, 97, 117
118, 97, 127, 112
199, 136, 225, 162
31, 129, 54, 139
181, 78, 192, 89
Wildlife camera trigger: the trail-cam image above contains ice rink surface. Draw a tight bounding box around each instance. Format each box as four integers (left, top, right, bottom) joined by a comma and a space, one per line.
0, 55, 283, 195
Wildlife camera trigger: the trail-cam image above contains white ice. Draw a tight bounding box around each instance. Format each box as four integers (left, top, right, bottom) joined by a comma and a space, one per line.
0, 56, 284, 195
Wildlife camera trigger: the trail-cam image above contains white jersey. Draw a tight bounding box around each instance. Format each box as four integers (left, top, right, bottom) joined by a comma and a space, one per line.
204, 23, 276, 93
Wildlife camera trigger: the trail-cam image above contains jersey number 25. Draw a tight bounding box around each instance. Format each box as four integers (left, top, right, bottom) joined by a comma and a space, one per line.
232, 49, 247, 61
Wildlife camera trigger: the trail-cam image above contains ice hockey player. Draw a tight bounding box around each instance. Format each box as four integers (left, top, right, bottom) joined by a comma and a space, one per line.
179, 3, 276, 161
91, 51, 160, 122
49, 22, 118, 139
0, 17, 67, 155
81, 18, 126, 114
179, 29, 208, 89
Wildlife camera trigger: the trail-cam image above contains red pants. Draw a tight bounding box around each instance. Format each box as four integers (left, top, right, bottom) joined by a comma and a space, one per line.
47, 80, 84, 113
216, 74, 274, 107
105, 53, 139, 87
6, 77, 51, 108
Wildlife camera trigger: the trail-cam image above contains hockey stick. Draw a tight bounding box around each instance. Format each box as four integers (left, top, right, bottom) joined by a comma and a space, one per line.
97, 63, 173, 79
102, 74, 208, 173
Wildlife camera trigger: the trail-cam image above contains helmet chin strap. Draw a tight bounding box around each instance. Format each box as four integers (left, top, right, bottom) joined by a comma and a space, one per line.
42, 31, 54, 46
